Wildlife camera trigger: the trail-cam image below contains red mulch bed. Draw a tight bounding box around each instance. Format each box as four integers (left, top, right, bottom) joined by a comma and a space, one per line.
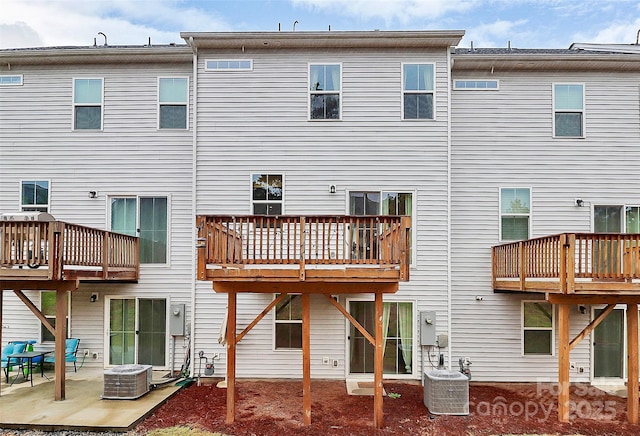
136, 379, 640, 435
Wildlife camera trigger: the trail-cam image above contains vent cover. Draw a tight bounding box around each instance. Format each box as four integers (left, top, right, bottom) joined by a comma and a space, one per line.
423, 370, 469, 415
102, 364, 152, 400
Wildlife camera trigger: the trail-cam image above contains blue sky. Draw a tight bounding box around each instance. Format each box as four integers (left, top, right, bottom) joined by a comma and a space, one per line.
1, 0, 639, 49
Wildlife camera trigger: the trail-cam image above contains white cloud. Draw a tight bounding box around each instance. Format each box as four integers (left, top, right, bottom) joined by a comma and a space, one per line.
572, 17, 640, 44
460, 19, 531, 48
0, 0, 230, 49
291, 0, 478, 25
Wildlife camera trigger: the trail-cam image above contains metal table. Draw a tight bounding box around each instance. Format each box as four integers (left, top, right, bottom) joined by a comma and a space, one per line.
7, 351, 52, 387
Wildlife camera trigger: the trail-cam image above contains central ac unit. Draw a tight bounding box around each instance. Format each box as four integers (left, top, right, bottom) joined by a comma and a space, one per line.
423, 369, 469, 415
102, 364, 152, 400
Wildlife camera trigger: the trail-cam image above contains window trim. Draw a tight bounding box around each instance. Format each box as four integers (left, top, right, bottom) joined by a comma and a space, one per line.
346, 188, 417, 267
273, 294, 303, 351
453, 79, 499, 90
0, 75, 23, 86
499, 187, 532, 242
552, 82, 585, 139
521, 300, 555, 356
72, 77, 104, 131
204, 59, 253, 71
157, 76, 189, 130
20, 179, 51, 212
401, 62, 436, 121
108, 194, 171, 267
250, 173, 285, 216
308, 62, 342, 121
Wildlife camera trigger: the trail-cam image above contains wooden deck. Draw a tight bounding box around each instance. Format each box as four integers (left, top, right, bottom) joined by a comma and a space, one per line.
492, 233, 640, 295
1, 219, 139, 284
197, 214, 411, 290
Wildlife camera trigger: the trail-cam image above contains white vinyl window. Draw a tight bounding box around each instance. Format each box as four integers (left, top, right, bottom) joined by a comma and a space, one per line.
110, 196, 168, 264
500, 188, 531, 241
453, 79, 498, 90
402, 63, 435, 119
41, 291, 70, 343
251, 174, 283, 215
205, 60, 253, 71
0, 75, 23, 86
522, 301, 554, 355
309, 64, 341, 120
274, 294, 302, 349
21, 180, 50, 212
158, 77, 188, 129
73, 78, 103, 130
553, 83, 584, 137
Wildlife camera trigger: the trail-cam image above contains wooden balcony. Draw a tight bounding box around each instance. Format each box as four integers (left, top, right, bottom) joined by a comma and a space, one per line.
1, 218, 139, 284
196, 215, 411, 293
492, 233, 640, 295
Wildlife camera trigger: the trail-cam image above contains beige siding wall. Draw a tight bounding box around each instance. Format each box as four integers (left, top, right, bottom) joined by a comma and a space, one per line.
194, 47, 452, 379
0, 60, 194, 370
451, 69, 640, 381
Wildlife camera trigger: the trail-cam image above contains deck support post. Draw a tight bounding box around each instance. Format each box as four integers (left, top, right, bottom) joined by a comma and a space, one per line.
302, 293, 311, 425
0, 291, 3, 397
627, 303, 638, 424
55, 288, 67, 401
558, 303, 570, 422
374, 290, 384, 429
226, 291, 237, 425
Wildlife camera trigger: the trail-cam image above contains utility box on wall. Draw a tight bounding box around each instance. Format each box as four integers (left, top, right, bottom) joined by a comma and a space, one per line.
420, 311, 437, 346
170, 304, 186, 336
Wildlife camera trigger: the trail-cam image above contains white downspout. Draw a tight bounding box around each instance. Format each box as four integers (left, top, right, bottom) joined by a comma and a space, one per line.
189, 36, 198, 377
446, 47, 453, 371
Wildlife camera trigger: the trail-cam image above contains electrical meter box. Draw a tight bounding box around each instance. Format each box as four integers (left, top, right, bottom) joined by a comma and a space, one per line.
420, 311, 437, 346
170, 304, 186, 336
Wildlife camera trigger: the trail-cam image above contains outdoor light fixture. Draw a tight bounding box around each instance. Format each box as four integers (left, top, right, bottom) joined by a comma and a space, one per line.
330, 185, 336, 194
88, 191, 97, 199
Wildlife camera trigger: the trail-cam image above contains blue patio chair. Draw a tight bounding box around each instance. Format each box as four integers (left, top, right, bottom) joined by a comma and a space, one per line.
44, 338, 80, 372
1, 342, 27, 383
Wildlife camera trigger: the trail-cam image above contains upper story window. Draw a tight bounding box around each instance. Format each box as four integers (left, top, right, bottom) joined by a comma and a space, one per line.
21, 180, 49, 212
500, 188, 530, 241
73, 78, 103, 130
110, 196, 168, 264
403, 63, 434, 120
252, 174, 283, 215
553, 83, 584, 137
453, 79, 498, 90
158, 77, 188, 129
309, 64, 341, 120
205, 60, 253, 71
0, 75, 23, 86
522, 301, 554, 355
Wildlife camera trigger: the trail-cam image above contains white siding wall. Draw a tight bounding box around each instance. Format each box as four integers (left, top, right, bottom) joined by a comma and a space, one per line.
194, 47, 452, 379
0, 59, 194, 370
451, 69, 640, 381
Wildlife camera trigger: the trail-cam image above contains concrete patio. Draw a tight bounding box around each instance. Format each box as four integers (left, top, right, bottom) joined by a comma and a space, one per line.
0, 366, 184, 432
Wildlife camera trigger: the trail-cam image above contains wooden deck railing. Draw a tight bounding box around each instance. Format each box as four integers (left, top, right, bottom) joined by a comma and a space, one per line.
492, 233, 640, 294
197, 215, 411, 282
1, 220, 139, 281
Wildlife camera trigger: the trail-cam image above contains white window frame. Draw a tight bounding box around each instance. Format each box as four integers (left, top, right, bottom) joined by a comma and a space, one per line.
346, 189, 417, 266
72, 77, 104, 131
401, 62, 436, 121
0, 75, 23, 86
522, 300, 555, 356
250, 173, 284, 215
499, 187, 532, 242
157, 77, 189, 130
204, 59, 253, 71
108, 194, 171, 267
552, 82, 585, 138
20, 179, 51, 212
308, 63, 342, 121
453, 79, 499, 90
40, 291, 71, 343
273, 294, 303, 351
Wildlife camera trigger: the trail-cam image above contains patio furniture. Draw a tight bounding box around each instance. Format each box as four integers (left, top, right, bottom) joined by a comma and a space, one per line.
7, 350, 52, 387
1, 342, 27, 383
44, 338, 80, 372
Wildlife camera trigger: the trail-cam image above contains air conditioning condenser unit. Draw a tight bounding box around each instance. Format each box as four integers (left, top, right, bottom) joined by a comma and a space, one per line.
424, 369, 469, 415
102, 364, 152, 400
